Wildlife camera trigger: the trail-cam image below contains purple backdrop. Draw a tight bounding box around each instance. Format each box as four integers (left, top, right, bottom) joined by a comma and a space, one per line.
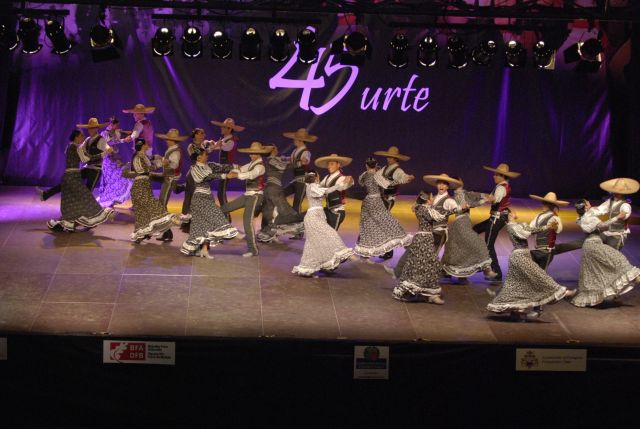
2, 6, 612, 197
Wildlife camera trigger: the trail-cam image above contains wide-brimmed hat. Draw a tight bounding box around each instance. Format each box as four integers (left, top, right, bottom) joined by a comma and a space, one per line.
600, 178, 640, 195
314, 153, 353, 169
76, 117, 108, 129
122, 103, 156, 114
529, 192, 569, 207
423, 173, 463, 189
211, 117, 245, 132
156, 128, 188, 142
482, 163, 521, 178
373, 146, 410, 161
283, 128, 318, 143
237, 141, 273, 154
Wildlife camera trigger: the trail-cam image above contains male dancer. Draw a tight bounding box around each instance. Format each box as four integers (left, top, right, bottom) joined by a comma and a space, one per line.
123, 103, 156, 155
593, 178, 638, 250
282, 128, 317, 213
211, 118, 244, 222
528, 192, 569, 270
314, 154, 354, 231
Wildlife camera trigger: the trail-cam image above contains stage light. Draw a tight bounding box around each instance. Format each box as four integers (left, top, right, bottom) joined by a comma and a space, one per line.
181, 26, 202, 58
447, 36, 467, 69
344, 31, 368, 56
210, 30, 232, 59
296, 28, 317, 64
240, 27, 261, 60
90, 22, 120, 62
505, 40, 526, 68
45, 20, 72, 55
533, 41, 555, 70
332, 31, 370, 67
417, 35, 438, 67
269, 28, 291, 62
17, 17, 42, 54
0, 23, 19, 52
572, 38, 603, 73
471, 40, 497, 66
152, 26, 174, 56
387, 33, 409, 68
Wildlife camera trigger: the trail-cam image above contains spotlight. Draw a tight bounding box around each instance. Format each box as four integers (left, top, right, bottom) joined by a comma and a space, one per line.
181, 26, 202, 58
210, 30, 232, 59
0, 23, 19, 52
388, 33, 409, 68
505, 40, 526, 68
240, 27, 261, 61
344, 31, 368, 56
45, 20, 72, 55
417, 35, 438, 67
90, 22, 120, 62
332, 31, 370, 66
576, 38, 603, 73
152, 27, 174, 56
533, 41, 555, 70
18, 17, 42, 54
269, 28, 291, 62
296, 28, 318, 64
471, 40, 497, 66
447, 36, 467, 69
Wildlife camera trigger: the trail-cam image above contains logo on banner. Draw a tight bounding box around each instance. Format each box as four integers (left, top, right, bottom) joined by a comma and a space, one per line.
516, 348, 586, 372
103, 340, 175, 365
269, 46, 430, 115
354, 345, 389, 379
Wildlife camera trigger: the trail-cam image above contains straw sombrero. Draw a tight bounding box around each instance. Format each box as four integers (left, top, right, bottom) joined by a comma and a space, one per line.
423, 173, 463, 189
373, 146, 410, 161
76, 117, 108, 129
314, 153, 353, 169
599, 178, 640, 195
529, 192, 569, 207
155, 128, 188, 142
283, 128, 318, 143
482, 163, 521, 178
122, 103, 156, 114
237, 141, 273, 154
211, 118, 245, 132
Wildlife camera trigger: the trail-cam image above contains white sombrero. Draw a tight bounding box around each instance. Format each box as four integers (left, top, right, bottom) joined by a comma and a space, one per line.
373, 146, 410, 161
423, 173, 463, 189
122, 103, 156, 114
211, 117, 245, 132
76, 117, 108, 129
482, 163, 521, 178
599, 178, 640, 195
155, 128, 188, 142
283, 128, 318, 143
237, 141, 273, 154
529, 192, 570, 207
314, 153, 353, 169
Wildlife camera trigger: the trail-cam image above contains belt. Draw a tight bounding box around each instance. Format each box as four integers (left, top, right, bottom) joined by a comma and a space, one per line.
365, 194, 381, 199
134, 175, 150, 180
65, 168, 80, 172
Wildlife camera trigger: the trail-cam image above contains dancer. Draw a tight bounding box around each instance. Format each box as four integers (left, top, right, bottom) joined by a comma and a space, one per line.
372, 146, 415, 259
222, 141, 270, 257
292, 171, 354, 277
441, 179, 496, 279
486, 210, 570, 320
97, 117, 133, 207
528, 192, 568, 270
282, 128, 317, 213
47, 129, 115, 232
354, 158, 412, 259
180, 147, 238, 258
122, 139, 176, 243
211, 117, 244, 221
151, 128, 187, 242
315, 153, 354, 230
472, 163, 521, 282
592, 178, 639, 250
570, 199, 640, 308
123, 103, 156, 155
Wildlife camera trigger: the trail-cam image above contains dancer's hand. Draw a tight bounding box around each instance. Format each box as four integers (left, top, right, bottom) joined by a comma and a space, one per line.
486, 194, 496, 202
162, 158, 169, 166
406, 174, 415, 182
618, 212, 626, 220
226, 172, 238, 179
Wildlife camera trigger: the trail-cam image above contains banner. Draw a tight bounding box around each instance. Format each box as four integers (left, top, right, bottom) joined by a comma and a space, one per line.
103, 340, 175, 365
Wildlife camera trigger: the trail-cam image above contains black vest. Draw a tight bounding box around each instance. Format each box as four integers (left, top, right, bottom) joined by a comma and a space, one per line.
381, 164, 399, 197
86, 135, 103, 166
325, 173, 344, 209
292, 147, 309, 177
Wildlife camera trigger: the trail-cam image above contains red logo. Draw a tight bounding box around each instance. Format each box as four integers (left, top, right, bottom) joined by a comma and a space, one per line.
109, 342, 146, 362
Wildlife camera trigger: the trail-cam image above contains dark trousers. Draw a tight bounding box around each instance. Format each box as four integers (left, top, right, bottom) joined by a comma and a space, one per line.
41, 167, 101, 200
151, 175, 177, 210
382, 196, 395, 211
181, 172, 196, 216
553, 237, 586, 255
324, 208, 345, 231
222, 194, 263, 255
602, 234, 625, 250
283, 180, 306, 213
531, 249, 555, 270
218, 178, 231, 222
472, 217, 506, 279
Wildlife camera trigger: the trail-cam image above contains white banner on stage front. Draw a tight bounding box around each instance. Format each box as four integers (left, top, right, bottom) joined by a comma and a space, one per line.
354, 345, 389, 379
516, 348, 587, 372
103, 340, 175, 365
0, 338, 6, 361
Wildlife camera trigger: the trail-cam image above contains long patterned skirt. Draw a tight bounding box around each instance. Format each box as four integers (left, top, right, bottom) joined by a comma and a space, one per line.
97, 154, 132, 207
292, 207, 353, 276
442, 214, 492, 277
487, 249, 567, 313
130, 177, 175, 241
355, 194, 412, 257
393, 231, 442, 301
571, 235, 640, 307
180, 191, 238, 256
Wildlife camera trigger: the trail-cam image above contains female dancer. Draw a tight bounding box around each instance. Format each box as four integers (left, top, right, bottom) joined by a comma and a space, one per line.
47, 129, 115, 232
292, 171, 354, 277
354, 158, 412, 259
180, 147, 239, 258
97, 117, 133, 207
123, 139, 176, 243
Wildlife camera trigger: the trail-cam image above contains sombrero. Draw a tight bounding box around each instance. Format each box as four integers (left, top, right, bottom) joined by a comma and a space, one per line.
314, 153, 353, 169
122, 103, 156, 114
599, 178, 640, 195
529, 192, 570, 207
211, 118, 245, 132
482, 163, 521, 178
155, 128, 188, 142
423, 173, 463, 189
283, 128, 318, 143
373, 146, 410, 161
237, 141, 273, 154
76, 117, 108, 129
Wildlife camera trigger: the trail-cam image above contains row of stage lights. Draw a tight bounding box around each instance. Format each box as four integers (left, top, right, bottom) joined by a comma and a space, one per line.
0, 17, 603, 72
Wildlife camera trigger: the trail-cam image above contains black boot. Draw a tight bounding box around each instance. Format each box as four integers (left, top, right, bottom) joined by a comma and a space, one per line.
174, 183, 185, 194
381, 250, 394, 260
156, 229, 173, 242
